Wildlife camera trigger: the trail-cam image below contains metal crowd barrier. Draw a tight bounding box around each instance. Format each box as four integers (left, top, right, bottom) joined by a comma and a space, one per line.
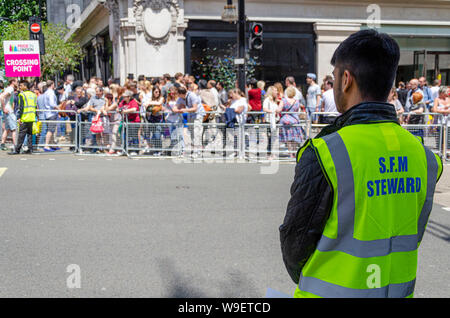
34, 110, 77, 153
3, 109, 450, 161
308, 112, 341, 139
78, 111, 124, 155
400, 112, 444, 157
125, 114, 243, 158
241, 111, 308, 161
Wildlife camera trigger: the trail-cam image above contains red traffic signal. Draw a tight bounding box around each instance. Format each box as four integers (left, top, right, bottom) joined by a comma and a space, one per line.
250, 23, 263, 50
252, 23, 263, 36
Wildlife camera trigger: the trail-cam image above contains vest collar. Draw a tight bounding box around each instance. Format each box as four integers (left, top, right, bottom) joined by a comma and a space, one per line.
316, 102, 399, 138
336, 102, 399, 128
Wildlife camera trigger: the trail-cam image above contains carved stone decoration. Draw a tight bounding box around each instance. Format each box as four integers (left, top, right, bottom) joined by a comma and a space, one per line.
134, 0, 180, 48
101, 0, 120, 43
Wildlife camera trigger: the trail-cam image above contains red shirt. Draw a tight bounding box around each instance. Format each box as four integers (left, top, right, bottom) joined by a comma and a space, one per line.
248, 88, 262, 111
119, 98, 140, 123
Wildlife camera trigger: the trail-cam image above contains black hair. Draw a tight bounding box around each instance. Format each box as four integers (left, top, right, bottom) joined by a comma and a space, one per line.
177, 87, 187, 95
326, 79, 334, 88
247, 78, 258, 88
330, 29, 400, 102
19, 80, 31, 90
198, 79, 208, 90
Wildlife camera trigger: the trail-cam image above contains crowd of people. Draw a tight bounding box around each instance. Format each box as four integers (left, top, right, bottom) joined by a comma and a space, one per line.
0, 72, 449, 157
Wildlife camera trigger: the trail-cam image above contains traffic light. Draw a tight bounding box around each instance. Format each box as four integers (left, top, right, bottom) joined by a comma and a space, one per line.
249, 22, 263, 51
29, 17, 45, 55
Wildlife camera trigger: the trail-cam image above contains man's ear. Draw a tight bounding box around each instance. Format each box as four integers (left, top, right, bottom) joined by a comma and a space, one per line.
342, 70, 353, 93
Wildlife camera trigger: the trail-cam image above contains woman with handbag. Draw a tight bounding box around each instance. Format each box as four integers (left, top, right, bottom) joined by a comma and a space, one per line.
85, 87, 107, 153
143, 87, 165, 155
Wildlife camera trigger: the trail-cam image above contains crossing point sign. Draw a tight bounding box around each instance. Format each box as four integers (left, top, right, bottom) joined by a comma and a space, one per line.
3, 40, 41, 77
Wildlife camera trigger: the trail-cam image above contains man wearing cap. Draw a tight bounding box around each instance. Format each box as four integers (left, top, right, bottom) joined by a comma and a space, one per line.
306, 73, 321, 123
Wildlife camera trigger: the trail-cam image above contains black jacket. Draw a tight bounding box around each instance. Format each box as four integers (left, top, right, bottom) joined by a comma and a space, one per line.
279, 102, 399, 284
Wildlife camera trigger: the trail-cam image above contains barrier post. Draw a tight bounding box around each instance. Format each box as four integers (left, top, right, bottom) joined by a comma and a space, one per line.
444, 115, 448, 161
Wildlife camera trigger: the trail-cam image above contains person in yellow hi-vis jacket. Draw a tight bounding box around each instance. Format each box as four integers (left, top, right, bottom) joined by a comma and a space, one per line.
280, 29, 443, 298
8, 80, 37, 155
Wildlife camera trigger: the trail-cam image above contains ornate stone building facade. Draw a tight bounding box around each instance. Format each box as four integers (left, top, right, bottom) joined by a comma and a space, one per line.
50, 0, 450, 85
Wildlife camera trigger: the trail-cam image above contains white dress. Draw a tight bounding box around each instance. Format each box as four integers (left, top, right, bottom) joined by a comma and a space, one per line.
263, 98, 279, 130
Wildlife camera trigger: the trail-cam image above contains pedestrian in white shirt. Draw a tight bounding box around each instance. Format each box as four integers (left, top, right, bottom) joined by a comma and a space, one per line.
320, 79, 339, 124
263, 86, 283, 159
229, 88, 248, 124
228, 88, 248, 158
306, 73, 322, 123
284, 76, 305, 105
0, 78, 18, 150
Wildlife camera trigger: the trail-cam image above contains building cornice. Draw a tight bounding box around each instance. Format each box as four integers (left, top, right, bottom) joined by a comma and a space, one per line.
184, 15, 450, 27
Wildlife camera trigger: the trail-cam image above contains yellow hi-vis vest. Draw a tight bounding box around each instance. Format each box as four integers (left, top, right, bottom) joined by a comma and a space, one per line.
19, 91, 37, 123
295, 122, 443, 298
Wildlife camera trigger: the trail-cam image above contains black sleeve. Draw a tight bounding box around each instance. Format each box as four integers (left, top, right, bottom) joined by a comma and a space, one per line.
279, 145, 333, 284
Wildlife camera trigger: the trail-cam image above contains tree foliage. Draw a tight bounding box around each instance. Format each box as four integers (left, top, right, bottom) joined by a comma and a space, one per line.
0, 0, 46, 29
191, 43, 259, 91
0, 21, 84, 79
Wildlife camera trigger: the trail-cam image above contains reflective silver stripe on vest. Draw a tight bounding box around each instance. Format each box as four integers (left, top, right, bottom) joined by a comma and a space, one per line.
299, 274, 416, 298
418, 145, 438, 243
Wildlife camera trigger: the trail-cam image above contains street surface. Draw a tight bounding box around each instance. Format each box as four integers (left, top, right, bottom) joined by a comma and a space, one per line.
0, 153, 448, 297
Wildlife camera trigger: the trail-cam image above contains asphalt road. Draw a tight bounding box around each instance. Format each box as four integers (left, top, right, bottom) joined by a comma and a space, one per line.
0, 153, 448, 298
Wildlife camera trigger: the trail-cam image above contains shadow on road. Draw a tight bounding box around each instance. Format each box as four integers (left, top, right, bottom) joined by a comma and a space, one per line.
426, 220, 450, 243
156, 258, 260, 298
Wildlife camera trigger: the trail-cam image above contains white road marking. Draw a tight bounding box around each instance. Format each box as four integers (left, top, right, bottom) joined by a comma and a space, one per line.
0, 168, 7, 178
442, 207, 450, 212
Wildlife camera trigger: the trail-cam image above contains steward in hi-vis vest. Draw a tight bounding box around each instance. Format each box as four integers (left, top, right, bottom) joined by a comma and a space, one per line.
18, 90, 37, 123
280, 30, 443, 298
9, 80, 37, 155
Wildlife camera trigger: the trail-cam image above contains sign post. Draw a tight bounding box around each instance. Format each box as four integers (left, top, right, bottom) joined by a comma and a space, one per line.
29, 17, 45, 55
3, 40, 41, 78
